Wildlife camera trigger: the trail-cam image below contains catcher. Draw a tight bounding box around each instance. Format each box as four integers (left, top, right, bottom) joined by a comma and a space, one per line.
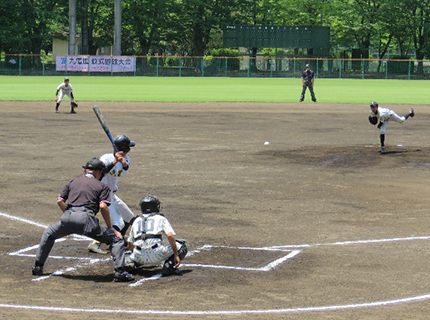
55, 77, 78, 113
125, 194, 188, 276
368, 101, 414, 154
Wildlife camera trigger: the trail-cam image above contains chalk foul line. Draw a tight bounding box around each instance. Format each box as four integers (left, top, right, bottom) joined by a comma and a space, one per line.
1, 293, 430, 315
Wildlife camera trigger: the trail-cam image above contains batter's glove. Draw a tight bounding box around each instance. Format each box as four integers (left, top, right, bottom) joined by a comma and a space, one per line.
71, 101, 78, 108
368, 115, 378, 125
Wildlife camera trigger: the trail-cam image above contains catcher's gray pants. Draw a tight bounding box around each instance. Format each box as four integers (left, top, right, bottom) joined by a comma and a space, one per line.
300, 81, 316, 102
34, 207, 126, 272
129, 239, 186, 267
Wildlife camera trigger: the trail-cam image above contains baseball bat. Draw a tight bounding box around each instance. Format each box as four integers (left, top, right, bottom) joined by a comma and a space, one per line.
92, 105, 118, 152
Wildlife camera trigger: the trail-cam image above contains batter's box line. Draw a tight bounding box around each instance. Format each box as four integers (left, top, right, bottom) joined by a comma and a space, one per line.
8, 238, 100, 261
128, 247, 301, 288
181, 244, 302, 272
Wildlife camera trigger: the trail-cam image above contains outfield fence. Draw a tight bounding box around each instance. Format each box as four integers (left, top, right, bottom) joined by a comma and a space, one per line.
1, 54, 430, 80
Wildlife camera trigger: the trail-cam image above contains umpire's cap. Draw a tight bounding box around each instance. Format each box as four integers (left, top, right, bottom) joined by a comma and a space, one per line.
83, 157, 105, 171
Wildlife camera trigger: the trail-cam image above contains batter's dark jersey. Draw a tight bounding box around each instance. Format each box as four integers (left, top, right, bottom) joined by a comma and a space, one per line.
58, 174, 111, 214
302, 69, 315, 82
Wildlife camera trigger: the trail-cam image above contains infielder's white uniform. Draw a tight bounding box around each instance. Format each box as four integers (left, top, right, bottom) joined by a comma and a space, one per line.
127, 214, 184, 266
99, 153, 134, 230
371, 107, 406, 134
56, 82, 75, 103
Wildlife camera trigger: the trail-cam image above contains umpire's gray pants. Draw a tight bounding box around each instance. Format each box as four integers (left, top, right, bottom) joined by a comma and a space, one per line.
35, 207, 125, 272
300, 81, 316, 101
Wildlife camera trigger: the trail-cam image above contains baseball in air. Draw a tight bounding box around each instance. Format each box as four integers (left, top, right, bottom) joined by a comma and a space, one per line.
264, 141, 270, 145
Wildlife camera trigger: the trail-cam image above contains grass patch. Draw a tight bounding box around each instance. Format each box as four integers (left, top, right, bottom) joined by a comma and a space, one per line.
0, 76, 428, 105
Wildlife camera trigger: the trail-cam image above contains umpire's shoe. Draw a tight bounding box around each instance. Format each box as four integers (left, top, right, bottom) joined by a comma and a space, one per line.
31, 264, 43, 276
113, 270, 135, 282
88, 241, 108, 254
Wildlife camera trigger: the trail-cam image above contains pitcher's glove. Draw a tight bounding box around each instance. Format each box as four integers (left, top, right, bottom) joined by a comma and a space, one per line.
71, 101, 78, 108
368, 115, 378, 125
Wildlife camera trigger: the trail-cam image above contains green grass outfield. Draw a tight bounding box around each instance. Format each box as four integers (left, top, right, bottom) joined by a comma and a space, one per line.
0, 76, 429, 105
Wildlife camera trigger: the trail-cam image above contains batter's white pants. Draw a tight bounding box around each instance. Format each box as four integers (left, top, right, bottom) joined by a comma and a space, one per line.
379, 110, 406, 134
109, 193, 135, 230
129, 239, 184, 267
57, 91, 75, 104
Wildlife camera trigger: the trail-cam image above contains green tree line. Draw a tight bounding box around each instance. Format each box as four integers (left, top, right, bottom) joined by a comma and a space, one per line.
1, 0, 429, 62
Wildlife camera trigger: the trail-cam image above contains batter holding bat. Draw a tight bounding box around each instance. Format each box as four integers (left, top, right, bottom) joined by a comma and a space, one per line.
88, 134, 136, 254
55, 77, 78, 113
88, 107, 137, 254
368, 101, 415, 154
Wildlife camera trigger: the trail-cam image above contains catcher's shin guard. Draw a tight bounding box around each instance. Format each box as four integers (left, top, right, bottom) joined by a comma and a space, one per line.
177, 240, 188, 260
162, 241, 188, 276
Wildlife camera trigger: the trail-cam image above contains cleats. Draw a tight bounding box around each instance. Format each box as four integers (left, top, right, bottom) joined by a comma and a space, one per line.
88, 241, 108, 255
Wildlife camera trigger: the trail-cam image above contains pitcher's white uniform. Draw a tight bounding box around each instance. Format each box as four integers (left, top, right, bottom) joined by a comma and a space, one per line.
56, 82, 75, 103
127, 214, 184, 266
99, 153, 134, 230
371, 107, 406, 134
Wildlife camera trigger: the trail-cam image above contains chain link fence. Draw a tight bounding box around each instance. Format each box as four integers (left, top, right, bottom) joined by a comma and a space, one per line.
1, 54, 429, 79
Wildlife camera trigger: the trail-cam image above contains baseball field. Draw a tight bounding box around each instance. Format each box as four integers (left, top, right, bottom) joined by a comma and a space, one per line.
1, 76, 430, 319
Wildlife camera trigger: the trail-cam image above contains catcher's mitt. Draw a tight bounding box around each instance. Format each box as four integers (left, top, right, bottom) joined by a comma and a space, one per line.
368, 115, 377, 125
71, 101, 78, 108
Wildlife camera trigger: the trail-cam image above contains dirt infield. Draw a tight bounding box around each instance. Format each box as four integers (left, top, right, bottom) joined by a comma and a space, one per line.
1, 101, 430, 319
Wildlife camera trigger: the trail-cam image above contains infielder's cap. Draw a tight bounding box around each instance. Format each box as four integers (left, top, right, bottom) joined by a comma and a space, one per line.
83, 157, 105, 171
64, 77, 69, 81
305, 64, 310, 68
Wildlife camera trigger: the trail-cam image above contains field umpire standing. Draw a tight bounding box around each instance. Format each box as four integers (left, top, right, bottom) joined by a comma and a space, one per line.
300, 64, 317, 102
31, 157, 135, 282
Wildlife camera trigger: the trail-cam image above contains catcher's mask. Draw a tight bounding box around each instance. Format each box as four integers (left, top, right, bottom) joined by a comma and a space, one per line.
140, 194, 161, 214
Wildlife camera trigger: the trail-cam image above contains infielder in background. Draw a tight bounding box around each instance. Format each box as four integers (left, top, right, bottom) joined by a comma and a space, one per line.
55, 77, 78, 113
88, 134, 137, 254
126, 194, 187, 276
300, 64, 317, 102
368, 101, 415, 154
31, 158, 134, 282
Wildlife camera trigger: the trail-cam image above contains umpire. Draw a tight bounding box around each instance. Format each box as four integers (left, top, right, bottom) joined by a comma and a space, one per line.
32, 157, 135, 282
300, 64, 317, 102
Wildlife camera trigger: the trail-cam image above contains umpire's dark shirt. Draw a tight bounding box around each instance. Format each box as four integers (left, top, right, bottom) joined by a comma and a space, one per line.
58, 174, 111, 214
302, 69, 315, 82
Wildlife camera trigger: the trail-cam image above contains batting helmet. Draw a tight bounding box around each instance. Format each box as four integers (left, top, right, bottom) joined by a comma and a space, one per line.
83, 157, 105, 171
370, 101, 379, 108
114, 134, 136, 153
140, 194, 161, 214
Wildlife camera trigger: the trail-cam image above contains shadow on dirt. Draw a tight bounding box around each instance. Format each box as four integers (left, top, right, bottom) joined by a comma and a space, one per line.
59, 274, 114, 282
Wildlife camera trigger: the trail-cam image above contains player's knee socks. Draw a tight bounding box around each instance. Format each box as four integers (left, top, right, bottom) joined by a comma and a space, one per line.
404, 113, 410, 120
380, 134, 385, 146
120, 222, 130, 236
